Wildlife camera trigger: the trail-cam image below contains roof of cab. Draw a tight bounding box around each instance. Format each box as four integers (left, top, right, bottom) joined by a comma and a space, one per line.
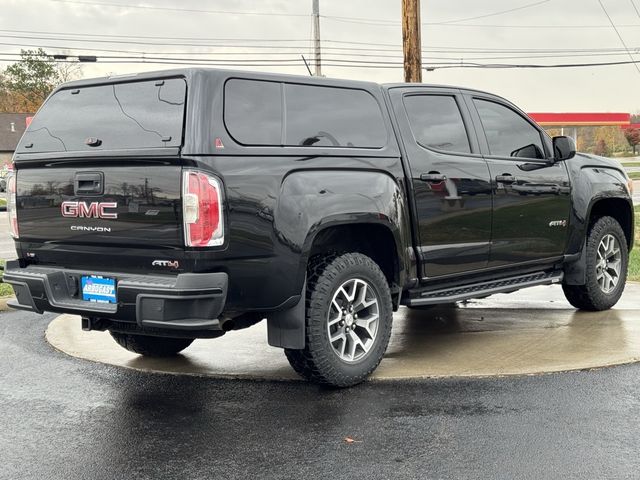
56, 67, 503, 100
55, 67, 383, 91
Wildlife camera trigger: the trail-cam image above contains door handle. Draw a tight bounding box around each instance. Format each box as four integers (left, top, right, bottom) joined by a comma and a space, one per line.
420, 172, 446, 182
495, 174, 516, 184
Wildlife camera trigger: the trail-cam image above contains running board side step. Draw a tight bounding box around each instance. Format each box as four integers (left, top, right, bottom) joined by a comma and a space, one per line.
404, 271, 564, 306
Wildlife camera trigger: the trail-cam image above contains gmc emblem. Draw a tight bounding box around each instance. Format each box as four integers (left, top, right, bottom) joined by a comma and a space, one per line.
61, 201, 118, 219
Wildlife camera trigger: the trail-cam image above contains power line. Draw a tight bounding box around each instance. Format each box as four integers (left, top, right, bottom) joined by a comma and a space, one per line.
50, 0, 552, 25
597, 0, 640, 77
0, 28, 310, 43
3, 48, 640, 63
326, 0, 555, 26
5, 32, 640, 56
432, 59, 640, 69
39, 2, 640, 30
630, 0, 640, 19
50, 0, 309, 17
323, 15, 640, 29
4, 28, 640, 53
436, 0, 553, 24
5, 41, 640, 62
3, 51, 640, 71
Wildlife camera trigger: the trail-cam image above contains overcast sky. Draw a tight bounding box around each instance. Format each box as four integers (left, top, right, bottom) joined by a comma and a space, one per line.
2, 0, 640, 113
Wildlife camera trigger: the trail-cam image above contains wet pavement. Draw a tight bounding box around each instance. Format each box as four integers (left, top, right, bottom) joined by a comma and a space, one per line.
48, 284, 640, 380
2, 308, 640, 479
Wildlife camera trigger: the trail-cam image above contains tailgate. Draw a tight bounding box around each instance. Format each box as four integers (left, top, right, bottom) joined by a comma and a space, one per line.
16, 164, 183, 248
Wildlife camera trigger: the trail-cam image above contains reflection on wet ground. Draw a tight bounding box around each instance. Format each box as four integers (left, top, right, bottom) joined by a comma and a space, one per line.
46, 284, 640, 380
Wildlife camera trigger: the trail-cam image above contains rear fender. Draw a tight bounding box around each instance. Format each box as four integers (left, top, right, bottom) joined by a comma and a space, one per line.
266, 169, 411, 348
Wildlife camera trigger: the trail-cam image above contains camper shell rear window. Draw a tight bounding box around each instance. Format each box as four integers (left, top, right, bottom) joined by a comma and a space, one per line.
17, 77, 186, 154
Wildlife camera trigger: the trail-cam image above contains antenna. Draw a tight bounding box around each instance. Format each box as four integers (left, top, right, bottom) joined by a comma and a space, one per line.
301, 55, 313, 75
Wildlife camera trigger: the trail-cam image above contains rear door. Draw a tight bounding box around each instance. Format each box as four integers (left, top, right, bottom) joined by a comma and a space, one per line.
464, 94, 571, 267
13, 77, 187, 269
390, 87, 492, 279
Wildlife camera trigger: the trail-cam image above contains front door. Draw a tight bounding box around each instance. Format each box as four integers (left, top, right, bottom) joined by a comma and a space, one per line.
465, 95, 572, 267
390, 88, 493, 279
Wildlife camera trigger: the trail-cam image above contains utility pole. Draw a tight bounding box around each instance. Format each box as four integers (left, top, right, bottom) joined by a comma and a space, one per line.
402, 0, 422, 83
312, 0, 322, 76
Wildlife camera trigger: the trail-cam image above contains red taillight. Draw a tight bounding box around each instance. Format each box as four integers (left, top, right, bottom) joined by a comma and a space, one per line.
182, 170, 223, 247
7, 173, 18, 238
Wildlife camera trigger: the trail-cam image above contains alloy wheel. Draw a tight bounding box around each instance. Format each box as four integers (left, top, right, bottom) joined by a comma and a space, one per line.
326, 278, 380, 363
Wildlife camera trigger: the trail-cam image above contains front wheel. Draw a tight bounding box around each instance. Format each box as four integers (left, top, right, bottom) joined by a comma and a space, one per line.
562, 216, 629, 311
110, 332, 195, 357
285, 252, 393, 387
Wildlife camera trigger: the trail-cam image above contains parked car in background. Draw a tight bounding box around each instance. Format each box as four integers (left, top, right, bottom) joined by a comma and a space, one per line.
0, 165, 11, 192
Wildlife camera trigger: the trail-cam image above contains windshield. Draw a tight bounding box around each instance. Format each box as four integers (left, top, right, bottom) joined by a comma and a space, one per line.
17, 77, 186, 154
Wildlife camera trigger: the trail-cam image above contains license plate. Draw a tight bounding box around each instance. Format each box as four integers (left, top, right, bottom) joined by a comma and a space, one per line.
81, 275, 117, 304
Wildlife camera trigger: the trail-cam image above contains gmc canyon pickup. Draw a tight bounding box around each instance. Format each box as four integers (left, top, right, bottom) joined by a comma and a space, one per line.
4, 69, 635, 386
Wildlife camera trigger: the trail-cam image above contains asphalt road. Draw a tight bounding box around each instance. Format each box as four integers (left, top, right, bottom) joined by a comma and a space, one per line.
2, 309, 640, 479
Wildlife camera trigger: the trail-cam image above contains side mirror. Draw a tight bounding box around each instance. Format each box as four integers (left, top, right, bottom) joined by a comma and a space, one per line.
552, 136, 576, 161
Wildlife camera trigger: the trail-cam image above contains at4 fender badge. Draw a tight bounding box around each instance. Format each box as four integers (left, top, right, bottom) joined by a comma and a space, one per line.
549, 220, 567, 227
152, 260, 180, 269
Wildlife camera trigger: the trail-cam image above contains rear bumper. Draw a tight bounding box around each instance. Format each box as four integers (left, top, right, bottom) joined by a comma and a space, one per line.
3, 261, 228, 331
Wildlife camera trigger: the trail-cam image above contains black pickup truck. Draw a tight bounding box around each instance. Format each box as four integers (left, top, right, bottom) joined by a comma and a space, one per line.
4, 69, 635, 386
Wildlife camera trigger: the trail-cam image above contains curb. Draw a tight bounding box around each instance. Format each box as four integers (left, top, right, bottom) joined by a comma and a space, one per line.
0, 296, 15, 312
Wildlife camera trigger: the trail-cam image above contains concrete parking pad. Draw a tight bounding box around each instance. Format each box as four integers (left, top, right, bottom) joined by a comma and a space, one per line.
46, 284, 640, 381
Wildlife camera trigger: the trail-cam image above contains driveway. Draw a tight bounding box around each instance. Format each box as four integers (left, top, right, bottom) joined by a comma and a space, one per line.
1, 309, 640, 479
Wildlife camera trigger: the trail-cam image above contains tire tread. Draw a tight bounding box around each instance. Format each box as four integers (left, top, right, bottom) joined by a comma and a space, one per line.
563, 215, 628, 311
110, 332, 194, 357
285, 252, 393, 387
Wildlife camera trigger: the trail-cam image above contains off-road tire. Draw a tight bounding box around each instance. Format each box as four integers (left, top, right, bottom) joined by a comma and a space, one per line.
284, 252, 393, 387
562, 216, 628, 311
110, 332, 195, 357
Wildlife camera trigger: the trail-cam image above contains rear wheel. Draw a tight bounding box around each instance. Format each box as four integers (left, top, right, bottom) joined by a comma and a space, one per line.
109, 332, 195, 357
284, 252, 393, 387
562, 216, 628, 311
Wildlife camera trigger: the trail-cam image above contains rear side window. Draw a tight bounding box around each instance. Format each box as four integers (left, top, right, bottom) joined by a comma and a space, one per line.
403, 95, 471, 153
473, 98, 545, 159
284, 84, 386, 148
18, 78, 186, 153
223, 79, 387, 148
224, 79, 282, 145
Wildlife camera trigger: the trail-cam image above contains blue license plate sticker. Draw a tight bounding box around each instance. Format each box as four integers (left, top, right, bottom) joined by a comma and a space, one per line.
81, 276, 116, 304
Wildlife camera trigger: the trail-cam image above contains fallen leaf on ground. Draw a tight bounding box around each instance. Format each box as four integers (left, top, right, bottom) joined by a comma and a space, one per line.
344, 436, 362, 444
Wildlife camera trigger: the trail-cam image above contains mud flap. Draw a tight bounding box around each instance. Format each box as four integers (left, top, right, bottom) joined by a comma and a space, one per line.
267, 282, 306, 349
563, 243, 587, 285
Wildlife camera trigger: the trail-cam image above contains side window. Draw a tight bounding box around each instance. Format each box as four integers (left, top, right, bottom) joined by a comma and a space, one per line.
223, 80, 387, 148
284, 84, 386, 148
473, 99, 545, 159
403, 95, 471, 153
224, 79, 282, 145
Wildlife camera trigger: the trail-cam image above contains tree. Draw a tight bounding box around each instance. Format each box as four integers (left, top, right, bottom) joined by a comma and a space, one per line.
623, 128, 640, 155
594, 139, 611, 157
0, 48, 81, 113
